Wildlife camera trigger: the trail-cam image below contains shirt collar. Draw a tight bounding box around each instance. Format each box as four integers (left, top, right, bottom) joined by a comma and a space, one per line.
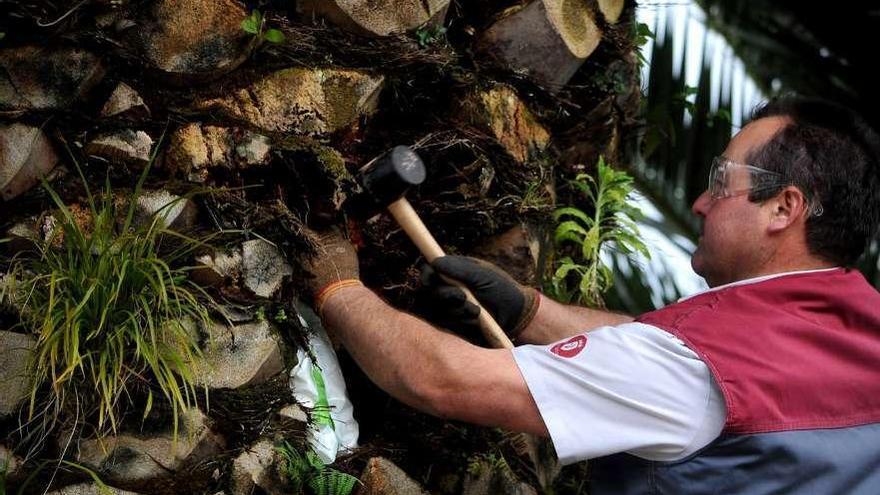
678, 267, 842, 302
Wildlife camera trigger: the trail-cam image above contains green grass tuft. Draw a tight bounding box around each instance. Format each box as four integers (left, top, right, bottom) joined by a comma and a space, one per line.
2, 159, 218, 442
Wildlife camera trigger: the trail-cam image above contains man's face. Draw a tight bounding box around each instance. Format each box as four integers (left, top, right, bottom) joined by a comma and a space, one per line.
690, 117, 790, 287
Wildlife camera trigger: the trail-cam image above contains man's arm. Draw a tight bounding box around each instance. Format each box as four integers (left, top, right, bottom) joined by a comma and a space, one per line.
320, 284, 549, 437
516, 294, 634, 345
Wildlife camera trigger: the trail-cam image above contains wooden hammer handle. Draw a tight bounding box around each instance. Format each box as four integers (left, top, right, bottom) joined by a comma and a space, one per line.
386, 199, 514, 350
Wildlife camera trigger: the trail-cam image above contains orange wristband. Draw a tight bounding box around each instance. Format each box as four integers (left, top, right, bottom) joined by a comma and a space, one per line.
315, 279, 364, 318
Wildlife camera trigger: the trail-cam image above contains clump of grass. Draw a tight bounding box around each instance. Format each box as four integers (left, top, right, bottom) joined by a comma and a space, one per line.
2, 160, 216, 441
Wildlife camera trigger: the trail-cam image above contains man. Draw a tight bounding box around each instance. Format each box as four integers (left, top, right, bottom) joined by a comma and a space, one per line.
305, 97, 880, 493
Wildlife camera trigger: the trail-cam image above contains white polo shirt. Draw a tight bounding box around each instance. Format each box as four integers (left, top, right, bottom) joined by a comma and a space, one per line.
512, 268, 839, 465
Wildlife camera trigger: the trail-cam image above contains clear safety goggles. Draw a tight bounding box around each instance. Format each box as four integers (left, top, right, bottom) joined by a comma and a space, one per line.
707, 156, 824, 216
707, 156, 783, 200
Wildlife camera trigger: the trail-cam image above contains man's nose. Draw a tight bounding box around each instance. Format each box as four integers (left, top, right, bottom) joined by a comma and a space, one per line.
692, 190, 712, 217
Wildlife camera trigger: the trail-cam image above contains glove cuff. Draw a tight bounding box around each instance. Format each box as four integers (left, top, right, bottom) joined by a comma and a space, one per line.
509, 288, 541, 339
316, 279, 364, 318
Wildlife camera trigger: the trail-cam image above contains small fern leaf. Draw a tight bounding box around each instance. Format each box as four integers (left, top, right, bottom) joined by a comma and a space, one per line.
308, 468, 360, 495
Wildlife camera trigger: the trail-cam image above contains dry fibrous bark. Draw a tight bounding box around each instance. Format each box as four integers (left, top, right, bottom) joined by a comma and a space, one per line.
297, 0, 451, 37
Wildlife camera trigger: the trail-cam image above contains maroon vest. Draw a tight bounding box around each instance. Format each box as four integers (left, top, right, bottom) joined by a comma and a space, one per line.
589, 269, 880, 494
638, 268, 880, 434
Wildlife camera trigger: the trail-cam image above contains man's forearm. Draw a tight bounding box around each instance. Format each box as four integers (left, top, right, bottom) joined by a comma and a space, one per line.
319, 285, 473, 416
516, 294, 634, 345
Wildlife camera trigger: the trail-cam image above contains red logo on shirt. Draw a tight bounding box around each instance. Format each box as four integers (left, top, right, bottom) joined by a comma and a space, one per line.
551, 335, 587, 358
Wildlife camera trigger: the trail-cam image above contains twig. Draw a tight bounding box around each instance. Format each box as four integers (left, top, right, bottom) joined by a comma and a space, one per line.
37, 0, 90, 27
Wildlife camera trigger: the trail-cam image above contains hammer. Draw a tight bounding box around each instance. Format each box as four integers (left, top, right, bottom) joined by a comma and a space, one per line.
355, 146, 514, 350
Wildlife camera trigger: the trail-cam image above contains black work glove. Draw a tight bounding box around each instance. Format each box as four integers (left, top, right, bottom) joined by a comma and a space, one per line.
417, 255, 540, 340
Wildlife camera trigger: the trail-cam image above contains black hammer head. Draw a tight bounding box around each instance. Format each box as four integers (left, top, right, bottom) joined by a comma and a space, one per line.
357, 145, 426, 208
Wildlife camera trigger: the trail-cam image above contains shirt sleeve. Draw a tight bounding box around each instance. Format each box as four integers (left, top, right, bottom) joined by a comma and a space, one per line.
511, 322, 725, 465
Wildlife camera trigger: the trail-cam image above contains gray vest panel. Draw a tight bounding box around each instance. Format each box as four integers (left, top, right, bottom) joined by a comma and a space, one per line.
590, 422, 880, 494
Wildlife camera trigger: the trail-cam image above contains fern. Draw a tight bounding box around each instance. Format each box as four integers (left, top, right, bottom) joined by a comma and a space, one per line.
276, 441, 359, 495
309, 469, 359, 495
547, 156, 649, 307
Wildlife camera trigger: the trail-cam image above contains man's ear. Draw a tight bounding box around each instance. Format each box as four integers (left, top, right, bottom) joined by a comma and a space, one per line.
767, 186, 809, 233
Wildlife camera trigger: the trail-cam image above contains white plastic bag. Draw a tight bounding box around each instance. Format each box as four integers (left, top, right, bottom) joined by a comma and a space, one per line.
289, 300, 360, 464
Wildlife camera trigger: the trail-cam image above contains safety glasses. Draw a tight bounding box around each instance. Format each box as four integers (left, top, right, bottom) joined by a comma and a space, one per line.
707, 156, 824, 217
707, 156, 783, 200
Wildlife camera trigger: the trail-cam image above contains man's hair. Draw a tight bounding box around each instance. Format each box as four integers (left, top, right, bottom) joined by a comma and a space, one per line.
746, 96, 880, 266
